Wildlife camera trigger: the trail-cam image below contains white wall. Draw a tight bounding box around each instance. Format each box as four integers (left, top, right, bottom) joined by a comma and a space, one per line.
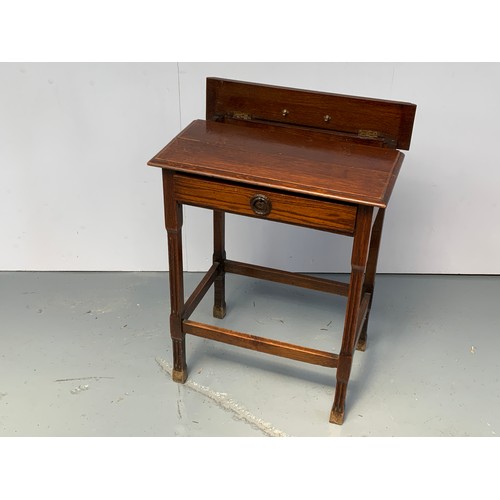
1, 62, 499, 273
0, 63, 179, 271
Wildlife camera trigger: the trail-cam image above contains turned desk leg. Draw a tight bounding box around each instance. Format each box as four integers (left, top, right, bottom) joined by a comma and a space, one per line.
163, 171, 187, 384
330, 206, 373, 424
213, 210, 227, 319
357, 207, 385, 352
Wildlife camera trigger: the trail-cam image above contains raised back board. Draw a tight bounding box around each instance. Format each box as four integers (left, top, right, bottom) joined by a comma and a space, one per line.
206, 77, 416, 150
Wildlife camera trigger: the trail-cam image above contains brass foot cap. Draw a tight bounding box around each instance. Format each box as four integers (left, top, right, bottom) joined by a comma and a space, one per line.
172, 369, 187, 384
356, 338, 367, 352
329, 409, 344, 425
213, 305, 226, 319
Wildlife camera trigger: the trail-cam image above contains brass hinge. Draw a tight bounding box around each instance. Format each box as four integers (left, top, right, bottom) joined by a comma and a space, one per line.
231, 112, 252, 120
358, 129, 379, 139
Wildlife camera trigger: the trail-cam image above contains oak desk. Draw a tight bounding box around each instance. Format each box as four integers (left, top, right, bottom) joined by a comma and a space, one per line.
148, 78, 416, 424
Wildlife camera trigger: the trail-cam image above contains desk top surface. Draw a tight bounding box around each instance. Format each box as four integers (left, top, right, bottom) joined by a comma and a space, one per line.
148, 119, 405, 208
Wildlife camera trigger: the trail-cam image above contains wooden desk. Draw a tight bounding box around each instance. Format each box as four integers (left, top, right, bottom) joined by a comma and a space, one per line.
148, 78, 416, 424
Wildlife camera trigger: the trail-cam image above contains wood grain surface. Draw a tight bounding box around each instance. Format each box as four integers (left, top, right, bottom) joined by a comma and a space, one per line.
149, 119, 405, 208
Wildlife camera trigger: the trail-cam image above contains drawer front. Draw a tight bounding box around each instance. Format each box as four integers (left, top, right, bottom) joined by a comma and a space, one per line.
174, 175, 357, 235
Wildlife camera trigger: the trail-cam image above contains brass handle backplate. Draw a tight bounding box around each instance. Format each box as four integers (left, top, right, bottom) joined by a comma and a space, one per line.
250, 194, 272, 216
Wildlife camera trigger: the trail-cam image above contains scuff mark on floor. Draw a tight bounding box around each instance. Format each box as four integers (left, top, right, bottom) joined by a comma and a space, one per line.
177, 385, 183, 419
70, 384, 89, 394
155, 357, 288, 437
55, 376, 114, 382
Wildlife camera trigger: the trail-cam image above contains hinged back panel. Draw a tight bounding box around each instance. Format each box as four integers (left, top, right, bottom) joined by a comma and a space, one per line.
206, 77, 416, 150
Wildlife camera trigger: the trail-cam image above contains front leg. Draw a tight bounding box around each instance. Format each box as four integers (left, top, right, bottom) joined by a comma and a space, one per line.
330, 205, 373, 424
164, 170, 187, 383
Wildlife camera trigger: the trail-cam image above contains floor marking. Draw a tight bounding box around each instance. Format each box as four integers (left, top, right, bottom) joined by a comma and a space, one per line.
55, 376, 115, 382
155, 357, 288, 437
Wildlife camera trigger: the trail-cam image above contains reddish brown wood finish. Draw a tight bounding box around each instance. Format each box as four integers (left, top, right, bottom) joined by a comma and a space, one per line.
357, 207, 386, 351
206, 77, 416, 150
225, 260, 349, 297
173, 173, 358, 235
213, 210, 226, 319
183, 320, 339, 368
149, 78, 416, 425
162, 170, 187, 383
330, 205, 373, 424
182, 262, 219, 321
149, 119, 405, 208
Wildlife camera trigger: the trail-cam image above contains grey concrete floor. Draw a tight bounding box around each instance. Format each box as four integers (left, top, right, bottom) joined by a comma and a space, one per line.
0, 271, 499, 437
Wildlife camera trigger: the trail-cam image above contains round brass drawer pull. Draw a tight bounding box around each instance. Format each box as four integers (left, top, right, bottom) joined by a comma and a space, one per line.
250, 194, 272, 216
